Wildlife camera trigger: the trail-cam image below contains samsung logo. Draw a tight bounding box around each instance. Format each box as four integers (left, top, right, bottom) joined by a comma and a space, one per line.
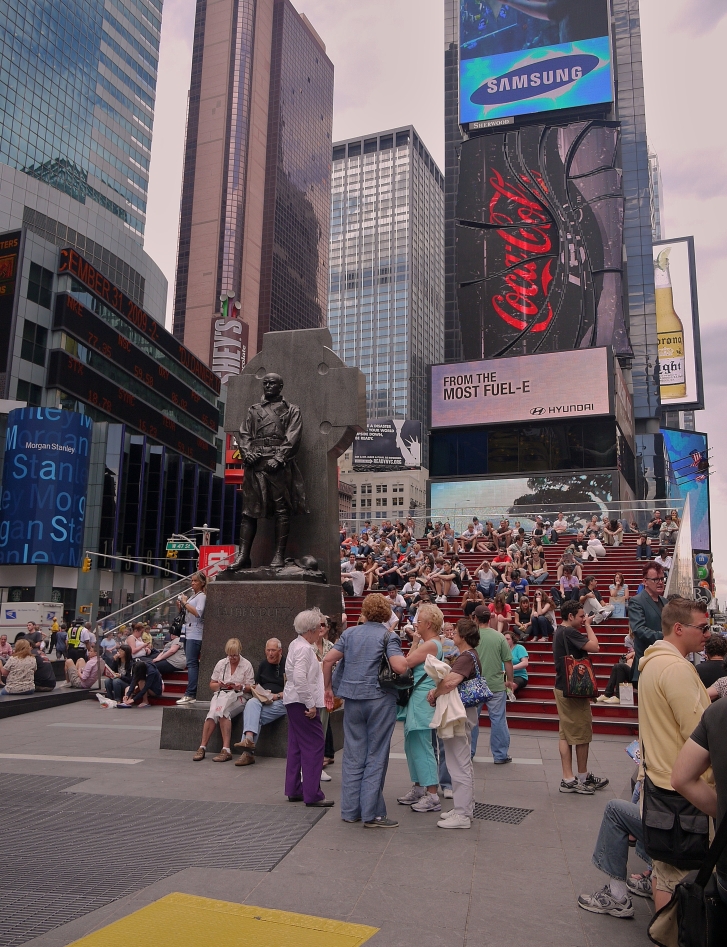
471, 54, 599, 106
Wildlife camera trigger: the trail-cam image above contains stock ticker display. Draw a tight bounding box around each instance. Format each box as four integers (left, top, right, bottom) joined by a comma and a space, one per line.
456, 121, 631, 361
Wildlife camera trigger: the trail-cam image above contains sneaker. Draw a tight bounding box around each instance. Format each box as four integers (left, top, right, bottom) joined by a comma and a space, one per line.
585, 773, 610, 791
438, 808, 457, 820
605, 696, 621, 704
320, 770, 332, 782
627, 874, 653, 899
559, 778, 595, 795
176, 696, 196, 705
364, 817, 399, 828
411, 794, 441, 813
595, 694, 609, 703
493, 756, 513, 765
435, 595, 447, 603
577, 886, 634, 918
442, 788, 454, 799
437, 812, 471, 829
397, 785, 426, 805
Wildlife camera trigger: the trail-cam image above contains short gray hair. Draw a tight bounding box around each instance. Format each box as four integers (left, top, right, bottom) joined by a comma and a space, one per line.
266, 637, 283, 649
294, 608, 323, 636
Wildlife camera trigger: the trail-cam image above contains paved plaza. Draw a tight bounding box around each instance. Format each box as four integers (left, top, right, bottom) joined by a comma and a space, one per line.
0, 701, 654, 947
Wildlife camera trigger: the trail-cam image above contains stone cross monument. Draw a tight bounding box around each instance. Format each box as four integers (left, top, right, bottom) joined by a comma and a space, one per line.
191, 327, 365, 699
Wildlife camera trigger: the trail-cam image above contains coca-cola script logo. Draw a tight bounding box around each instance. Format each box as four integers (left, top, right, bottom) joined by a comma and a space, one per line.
488, 169, 555, 333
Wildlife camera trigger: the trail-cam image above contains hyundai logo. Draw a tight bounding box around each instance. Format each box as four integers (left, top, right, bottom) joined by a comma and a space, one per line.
530, 406, 546, 416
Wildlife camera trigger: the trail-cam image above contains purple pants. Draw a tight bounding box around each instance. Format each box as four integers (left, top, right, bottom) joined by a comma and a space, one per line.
285, 702, 325, 804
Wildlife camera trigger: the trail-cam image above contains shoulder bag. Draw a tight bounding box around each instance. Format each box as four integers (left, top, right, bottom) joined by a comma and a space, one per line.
648, 810, 727, 947
560, 629, 599, 699
378, 631, 414, 692
642, 770, 711, 871
458, 650, 494, 707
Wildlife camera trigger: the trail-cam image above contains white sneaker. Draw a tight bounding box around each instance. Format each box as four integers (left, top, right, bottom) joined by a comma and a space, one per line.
411, 794, 441, 813
438, 808, 457, 820
176, 696, 196, 705
320, 770, 332, 782
437, 812, 471, 829
436, 595, 447, 603
442, 788, 454, 799
397, 785, 426, 805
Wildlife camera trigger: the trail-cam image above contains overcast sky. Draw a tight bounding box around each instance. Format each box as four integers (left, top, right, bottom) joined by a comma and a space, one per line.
144, 0, 727, 593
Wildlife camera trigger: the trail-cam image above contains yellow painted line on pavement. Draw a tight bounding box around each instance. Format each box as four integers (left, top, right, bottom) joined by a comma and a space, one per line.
68, 892, 378, 947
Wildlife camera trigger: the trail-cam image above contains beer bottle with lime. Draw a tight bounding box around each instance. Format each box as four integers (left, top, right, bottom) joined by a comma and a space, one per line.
654, 248, 687, 400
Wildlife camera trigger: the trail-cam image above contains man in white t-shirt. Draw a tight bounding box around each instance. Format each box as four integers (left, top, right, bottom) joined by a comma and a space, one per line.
553, 513, 569, 535
401, 578, 422, 609
386, 586, 406, 622
342, 563, 366, 597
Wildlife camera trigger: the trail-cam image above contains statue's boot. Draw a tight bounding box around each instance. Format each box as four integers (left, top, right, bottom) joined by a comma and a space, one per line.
229, 517, 257, 571
269, 514, 290, 570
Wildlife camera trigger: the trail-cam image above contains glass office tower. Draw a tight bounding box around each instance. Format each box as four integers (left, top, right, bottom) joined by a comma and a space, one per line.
327, 127, 444, 445
0, 0, 159, 237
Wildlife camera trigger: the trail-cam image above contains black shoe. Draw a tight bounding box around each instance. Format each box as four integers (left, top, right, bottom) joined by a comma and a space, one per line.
306, 800, 335, 807
494, 756, 513, 765
287, 795, 304, 802
585, 773, 610, 791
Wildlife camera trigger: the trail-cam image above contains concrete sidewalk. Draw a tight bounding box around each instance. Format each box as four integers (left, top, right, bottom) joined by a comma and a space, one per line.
0, 701, 653, 947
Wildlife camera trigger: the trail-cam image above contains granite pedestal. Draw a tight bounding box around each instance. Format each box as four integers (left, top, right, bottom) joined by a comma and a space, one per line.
160, 701, 344, 757
195, 579, 342, 701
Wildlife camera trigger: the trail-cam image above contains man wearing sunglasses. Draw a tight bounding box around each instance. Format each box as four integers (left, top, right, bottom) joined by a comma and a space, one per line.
629, 564, 667, 684
637, 597, 712, 912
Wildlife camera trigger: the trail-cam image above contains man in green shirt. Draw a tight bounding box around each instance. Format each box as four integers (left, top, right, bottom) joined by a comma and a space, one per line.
472, 605, 515, 764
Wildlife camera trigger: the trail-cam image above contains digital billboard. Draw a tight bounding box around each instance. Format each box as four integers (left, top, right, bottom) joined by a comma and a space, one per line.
653, 237, 704, 411
456, 122, 629, 360
0, 230, 22, 387
0, 408, 93, 565
430, 348, 611, 429
353, 420, 422, 471
661, 428, 710, 552
459, 0, 613, 125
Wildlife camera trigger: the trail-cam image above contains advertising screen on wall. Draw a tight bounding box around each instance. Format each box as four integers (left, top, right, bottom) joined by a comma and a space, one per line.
459, 0, 613, 124
353, 420, 422, 470
430, 348, 611, 429
662, 428, 710, 552
0, 408, 92, 565
653, 237, 704, 411
0, 230, 21, 385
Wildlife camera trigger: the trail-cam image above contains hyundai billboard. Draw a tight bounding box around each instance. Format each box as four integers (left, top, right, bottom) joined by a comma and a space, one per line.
459, 0, 613, 125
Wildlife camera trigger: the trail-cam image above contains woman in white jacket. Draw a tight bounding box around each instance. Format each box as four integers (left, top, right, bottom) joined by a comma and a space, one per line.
427, 617, 482, 830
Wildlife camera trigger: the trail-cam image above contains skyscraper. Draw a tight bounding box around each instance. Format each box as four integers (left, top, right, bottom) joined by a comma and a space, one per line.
0, 0, 159, 240
327, 127, 444, 436
172, 0, 333, 362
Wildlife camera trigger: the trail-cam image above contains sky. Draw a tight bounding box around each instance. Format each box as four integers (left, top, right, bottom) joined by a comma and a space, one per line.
144, 0, 727, 593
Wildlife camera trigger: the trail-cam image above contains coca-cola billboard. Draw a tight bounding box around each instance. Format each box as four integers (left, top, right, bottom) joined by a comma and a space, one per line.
456, 120, 631, 361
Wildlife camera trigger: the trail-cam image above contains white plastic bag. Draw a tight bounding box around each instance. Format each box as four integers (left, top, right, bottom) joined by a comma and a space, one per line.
96, 693, 117, 709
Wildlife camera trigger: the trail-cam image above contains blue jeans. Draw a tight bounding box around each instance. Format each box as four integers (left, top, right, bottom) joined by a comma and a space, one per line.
184, 638, 202, 698
477, 583, 495, 598
592, 799, 650, 880
243, 696, 287, 741
340, 694, 397, 823
474, 691, 510, 761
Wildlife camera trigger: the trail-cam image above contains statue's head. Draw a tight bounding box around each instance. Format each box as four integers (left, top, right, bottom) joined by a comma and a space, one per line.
262, 373, 284, 400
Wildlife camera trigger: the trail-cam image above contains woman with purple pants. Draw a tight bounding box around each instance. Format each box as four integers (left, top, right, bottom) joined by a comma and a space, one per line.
283, 608, 334, 808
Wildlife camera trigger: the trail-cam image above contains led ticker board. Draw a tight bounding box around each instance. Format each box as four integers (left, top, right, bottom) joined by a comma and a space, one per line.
58, 248, 220, 396
459, 0, 613, 124
54, 293, 219, 433
0, 230, 21, 379
46, 350, 218, 470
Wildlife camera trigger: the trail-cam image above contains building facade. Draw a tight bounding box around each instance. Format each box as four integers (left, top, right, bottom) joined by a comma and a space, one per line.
172, 0, 333, 362
0, 231, 235, 620
338, 447, 428, 532
0, 0, 160, 238
327, 126, 444, 440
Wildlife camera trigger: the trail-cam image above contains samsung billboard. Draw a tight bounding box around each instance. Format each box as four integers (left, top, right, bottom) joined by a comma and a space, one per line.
430, 348, 613, 429
459, 0, 613, 125
0, 408, 92, 565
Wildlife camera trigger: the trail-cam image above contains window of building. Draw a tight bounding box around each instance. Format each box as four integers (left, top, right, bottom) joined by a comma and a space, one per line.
16, 379, 42, 406
380, 135, 393, 151
27, 262, 54, 309
20, 320, 48, 366
364, 138, 377, 154
332, 145, 346, 161
396, 130, 410, 146
347, 142, 361, 157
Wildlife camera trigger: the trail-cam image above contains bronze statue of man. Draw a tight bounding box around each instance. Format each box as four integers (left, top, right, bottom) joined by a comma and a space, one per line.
230, 373, 306, 571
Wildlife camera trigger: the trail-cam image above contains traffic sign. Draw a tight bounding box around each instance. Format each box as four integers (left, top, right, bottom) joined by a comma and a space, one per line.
166, 540, 197, 552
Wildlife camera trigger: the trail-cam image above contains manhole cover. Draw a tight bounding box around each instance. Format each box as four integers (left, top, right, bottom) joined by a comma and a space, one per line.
472, 803, 532, 824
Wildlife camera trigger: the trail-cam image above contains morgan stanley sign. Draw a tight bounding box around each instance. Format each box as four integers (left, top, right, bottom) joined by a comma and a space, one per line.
430, 349, 612, 429
0, 408, 93, 565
